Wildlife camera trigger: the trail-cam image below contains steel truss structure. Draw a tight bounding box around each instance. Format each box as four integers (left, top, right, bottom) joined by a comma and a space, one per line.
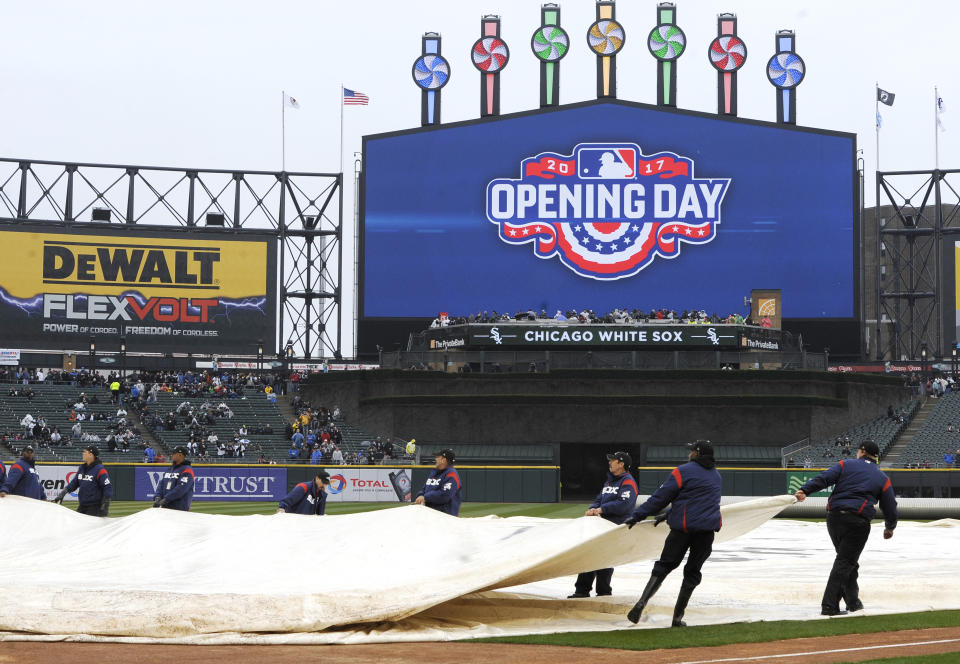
876, 168, 960, 360
0, 157, 342, 360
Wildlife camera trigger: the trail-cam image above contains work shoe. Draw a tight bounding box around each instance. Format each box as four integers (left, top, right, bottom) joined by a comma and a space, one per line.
627, 575, 665, 624
596, 592, 612, 596
567, 592, 590, 599
821, 608, 848, 616
846, 600, 864, 612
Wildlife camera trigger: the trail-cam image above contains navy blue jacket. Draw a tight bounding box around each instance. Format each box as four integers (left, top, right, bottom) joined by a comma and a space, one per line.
589, 472, 638, 525
155, 461, 195, 511
0, 459, 5, 490
1, 457, 47, 500
800, 457, 898, 530
279, 481, 328, 515
65, 461, 113, 506
416, 466, 462, 516
631, 458, 722, 532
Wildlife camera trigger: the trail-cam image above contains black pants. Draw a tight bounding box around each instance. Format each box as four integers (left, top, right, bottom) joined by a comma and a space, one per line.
574, 568, 614, 595
77, 503, 103, 517
823, 510, 871, 611
652, 529, 715, 586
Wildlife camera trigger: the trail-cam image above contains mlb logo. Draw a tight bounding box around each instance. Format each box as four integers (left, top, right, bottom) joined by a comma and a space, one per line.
578, 147, 636, 179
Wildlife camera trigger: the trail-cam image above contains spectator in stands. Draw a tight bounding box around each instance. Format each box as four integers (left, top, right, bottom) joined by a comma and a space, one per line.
144, 444, 156, 463
291, 429, 304, 450
197, 440, 208, 459
71, 421, 82, 441
0, 445, 45, 500
948, 423, 956, 433
333, 406, 342, 421
946, 451, 956, 467
110, 378, 121, 404
50, 428, 62, 446
288, 444, 299, 462
887, 405, 895, 420
331, 445, 344, 465
310, 445, 323, 464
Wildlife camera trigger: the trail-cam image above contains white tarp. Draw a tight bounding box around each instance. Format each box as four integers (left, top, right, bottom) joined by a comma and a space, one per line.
0, 494, 792, 642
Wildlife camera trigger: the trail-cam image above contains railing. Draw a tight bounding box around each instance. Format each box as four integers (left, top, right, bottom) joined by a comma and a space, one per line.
381, 349, 824, 372
781, 437, 811, 468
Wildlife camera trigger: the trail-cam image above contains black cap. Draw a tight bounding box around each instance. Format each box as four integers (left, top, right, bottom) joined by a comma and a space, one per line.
434, 448, 456, 463
23, 444, 34, 453
606, 451, 632, 467
83, 444, 100, 458
316, 470, 331, 482
687, 439, 714, 457
172, 445, 189, 456
858, 439, 880, 458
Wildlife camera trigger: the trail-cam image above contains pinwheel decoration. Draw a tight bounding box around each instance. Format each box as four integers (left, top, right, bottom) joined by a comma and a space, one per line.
648, 24, 685, 60
588, 2, 623, 99
412, 33, 449, 126
472, 36, 509, 72
588, 19, 625, 55
533, 4, 567, 107
532, 25, 569, 62
709, 13, 747, 116
412, 54, 450, 90
649, 3, 684, 107
473, 16, 508, 117
766, 30, 804, 124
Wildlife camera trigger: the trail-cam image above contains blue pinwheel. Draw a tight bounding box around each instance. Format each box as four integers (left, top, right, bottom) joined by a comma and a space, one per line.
412, 55, 450, 90
766, 52, 804, 88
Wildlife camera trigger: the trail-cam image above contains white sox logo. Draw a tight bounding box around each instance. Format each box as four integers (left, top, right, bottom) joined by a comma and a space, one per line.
486, 142, 730, 280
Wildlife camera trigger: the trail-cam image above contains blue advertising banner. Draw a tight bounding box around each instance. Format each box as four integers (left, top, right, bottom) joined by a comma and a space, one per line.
134, 466, 286, 502
363, 101, 855, 319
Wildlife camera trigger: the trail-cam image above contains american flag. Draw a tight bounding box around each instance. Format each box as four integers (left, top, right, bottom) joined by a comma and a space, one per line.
343, 88, 369, 106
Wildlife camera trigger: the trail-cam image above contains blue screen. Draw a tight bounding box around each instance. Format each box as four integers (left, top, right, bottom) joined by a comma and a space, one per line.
363, 102, 854, 319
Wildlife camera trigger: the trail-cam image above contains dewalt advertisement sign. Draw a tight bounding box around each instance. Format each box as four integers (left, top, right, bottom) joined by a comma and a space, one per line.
0, 229, 276, 354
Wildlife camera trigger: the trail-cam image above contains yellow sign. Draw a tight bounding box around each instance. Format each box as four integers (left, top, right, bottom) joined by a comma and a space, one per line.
758, 298, 777, 317
0, 231, 267, 299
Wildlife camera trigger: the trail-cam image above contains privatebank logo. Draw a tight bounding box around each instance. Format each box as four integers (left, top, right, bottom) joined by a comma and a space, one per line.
485, 142, 730, 280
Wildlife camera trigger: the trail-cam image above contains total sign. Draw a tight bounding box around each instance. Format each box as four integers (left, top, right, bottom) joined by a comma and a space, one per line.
486, 142, 729, 280
324, 468, 412, 503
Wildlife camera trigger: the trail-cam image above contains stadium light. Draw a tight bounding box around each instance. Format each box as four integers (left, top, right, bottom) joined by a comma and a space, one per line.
89, 336, 96, 369
285, 340, 294, 358
120, 336, 126, 378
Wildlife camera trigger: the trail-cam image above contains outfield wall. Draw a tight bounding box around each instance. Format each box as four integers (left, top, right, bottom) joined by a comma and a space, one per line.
33, 463, 957, 504
34, 464, 561, 503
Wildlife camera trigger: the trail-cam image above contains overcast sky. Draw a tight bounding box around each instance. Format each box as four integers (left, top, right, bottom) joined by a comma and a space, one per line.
3, 0, 958, 355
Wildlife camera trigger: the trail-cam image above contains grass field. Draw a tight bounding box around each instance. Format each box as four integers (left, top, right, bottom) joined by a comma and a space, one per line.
82, 500, 956, 662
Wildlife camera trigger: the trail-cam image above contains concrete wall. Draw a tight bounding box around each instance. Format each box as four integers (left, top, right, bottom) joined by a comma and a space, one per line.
303, 370, 912, 451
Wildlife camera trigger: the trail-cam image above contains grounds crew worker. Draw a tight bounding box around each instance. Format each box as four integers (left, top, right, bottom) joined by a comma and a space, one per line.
153, 445, 195, 511
568, 451, 638, 598
625, 440, 721, 627
278, 470, 331, 514
54, 445, 113, 516
794, 438, 898, 616
415, 448, 461, 516
0, 445, 46, 500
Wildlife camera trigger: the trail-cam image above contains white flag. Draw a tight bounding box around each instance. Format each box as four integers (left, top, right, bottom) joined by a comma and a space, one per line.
284, 93, 301, 110
937, 95, 946, 132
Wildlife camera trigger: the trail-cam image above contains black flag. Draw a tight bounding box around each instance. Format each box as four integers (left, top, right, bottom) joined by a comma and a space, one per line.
877, 88, 895, 106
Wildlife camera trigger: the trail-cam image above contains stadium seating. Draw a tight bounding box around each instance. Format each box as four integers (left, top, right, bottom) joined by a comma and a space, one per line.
786, 398, 920, 467
0, 382, 142, 463
892, 392, 960, 468
646, 444, 781, 465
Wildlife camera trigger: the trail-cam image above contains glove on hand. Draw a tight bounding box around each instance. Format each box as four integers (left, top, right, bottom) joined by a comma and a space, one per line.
54, 490, 67, 504
654, 513, 668, 527
99, 498, 111, 517
625, 516, 643, 529
152, 497, 167, 508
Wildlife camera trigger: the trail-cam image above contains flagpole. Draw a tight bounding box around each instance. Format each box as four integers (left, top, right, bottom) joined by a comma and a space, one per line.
282, 90, 287, 172
339, 83, 344, 175
875, 81, 880, 178
935, 85, 940, 170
